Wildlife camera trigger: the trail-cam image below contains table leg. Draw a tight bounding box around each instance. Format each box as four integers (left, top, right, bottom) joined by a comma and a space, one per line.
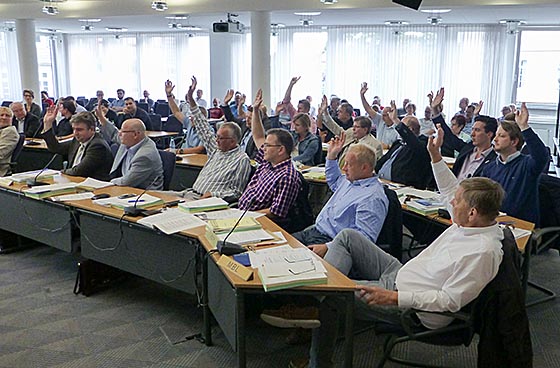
236, 291, 246, 368
343, 292, 354, 368
202, 252, 212, 346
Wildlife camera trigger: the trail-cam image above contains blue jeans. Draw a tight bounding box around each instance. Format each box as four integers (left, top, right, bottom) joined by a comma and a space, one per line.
292, 225, 332, 246
310, 229, 403, 368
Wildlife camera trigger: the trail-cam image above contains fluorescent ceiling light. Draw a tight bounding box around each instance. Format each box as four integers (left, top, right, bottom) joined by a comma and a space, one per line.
384, 20, 409, 26
294, 12, 321, 16
166, 15, 188, 20
420, 9, 451, 14
321, 0, 338, 4
105, 27, 128, 32
79, 18, 101, 23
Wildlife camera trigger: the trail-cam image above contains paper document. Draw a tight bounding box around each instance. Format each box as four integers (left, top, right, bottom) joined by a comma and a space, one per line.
76, 178, 115, 190
51, 192, 95, 202
93, 193, 163, 209
178, 197, 229, 213
216, 229, 275, 245
137, 208, 207, 235
194, 208, 264, 220
9, 169, 60, 183
395, 187, 438, 200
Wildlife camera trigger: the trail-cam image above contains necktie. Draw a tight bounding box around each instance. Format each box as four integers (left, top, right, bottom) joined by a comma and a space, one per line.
73, 144, 85, 167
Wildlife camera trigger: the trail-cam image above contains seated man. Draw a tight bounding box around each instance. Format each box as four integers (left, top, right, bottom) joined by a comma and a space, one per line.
51, 99, 76, 137
41, 109, 113, 181
116, 97, 152, 130
481, 102, 548, 224
431, 89, 497, 180
10, 101, 40, 138
164, 80, 206, 155
0, 107, 20, 176
360, 82, 399, 148
278, 128, 506, 368
109, 118, 163, 190
165, 78, 252, 201
238, 89, 301, 220
292, 131, 388, 257
376, 100, 433, 189
317, 94, 383, 167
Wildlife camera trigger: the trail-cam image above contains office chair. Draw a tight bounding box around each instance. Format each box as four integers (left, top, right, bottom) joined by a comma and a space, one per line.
376, 186, 403, 261
148, 114, 162, 131
154, 102, 170, 117
8, 133, 26, 174
275, 172, 314, 233
158, 150, 176, 190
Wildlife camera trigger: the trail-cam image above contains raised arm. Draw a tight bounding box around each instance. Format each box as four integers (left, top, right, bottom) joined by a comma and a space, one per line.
282, 77, 300, 119
319, 95, 343, 136
360, 82, 378, 118
165, 79, 185, 122
515, 102, 549, 174
251, 89, 265, 148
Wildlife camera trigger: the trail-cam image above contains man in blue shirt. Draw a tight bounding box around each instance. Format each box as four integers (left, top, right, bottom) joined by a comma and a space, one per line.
292, 131, 389, 258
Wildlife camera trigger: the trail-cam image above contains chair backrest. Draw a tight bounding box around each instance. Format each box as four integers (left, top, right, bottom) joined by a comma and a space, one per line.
154, 102, 170, 117
163, 115, 183, 133
1, 100, 12, 107
76, 98, 87, 107
313, 135, 324, 166
158, 150, 176, 190
9, 133, 26, 173
137, 102, 149, 113
276, 172, 314, 233
377, 186, 403, 261
148, 114, 162, 131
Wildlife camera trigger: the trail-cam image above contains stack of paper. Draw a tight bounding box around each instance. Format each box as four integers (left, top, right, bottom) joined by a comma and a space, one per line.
178, 197, 229, 213
216, 229, 275, 245
76, 178, 115, 191
208, 217, 262, 233
406, 198, 446, 216
248, 245, 328, 292
9, 169, 60, 183
93, 193, 164, 209
137, 208, 207, 235
23, 182, 78, 199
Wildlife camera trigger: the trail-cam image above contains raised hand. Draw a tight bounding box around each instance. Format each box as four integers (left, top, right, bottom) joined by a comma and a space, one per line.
431, 87, 444, 113
427, 91, 434, 105
360, 82, 368, 96
275, 102, 285, 115
320, 95, 328, 114
515, 102, 529, 130
223, 89, 234, 105
289, 76, 301, 86
253, 89, 263, 109
187, 76, 197, 104
164, 79, 175, 96
42, 104, 58, 130
389, 100, 399, 124
474, 100, 484, 116
326, 130, 346, 160
426, 125, 444, 162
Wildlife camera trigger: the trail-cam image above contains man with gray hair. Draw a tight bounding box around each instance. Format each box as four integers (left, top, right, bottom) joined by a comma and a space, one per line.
10, 101, 40, 138
166, 77, 251, 202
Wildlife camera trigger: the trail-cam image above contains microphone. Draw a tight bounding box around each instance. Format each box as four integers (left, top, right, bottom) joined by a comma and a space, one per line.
26, 153, 58, 187
217, 198, 255, 256
25, 121, 44, 146
123, 176, 160, 217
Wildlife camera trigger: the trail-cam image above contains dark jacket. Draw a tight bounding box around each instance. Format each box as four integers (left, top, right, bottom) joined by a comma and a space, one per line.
116, 107, 152, 130
474, 228, 533, 368
42, 129, 113, 181
291, 131, 320, 166
375, 123, 433, 189
12, 113, 40, 138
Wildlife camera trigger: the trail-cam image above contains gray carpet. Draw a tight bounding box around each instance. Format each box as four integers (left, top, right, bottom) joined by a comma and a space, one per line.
1, 243, 560, 367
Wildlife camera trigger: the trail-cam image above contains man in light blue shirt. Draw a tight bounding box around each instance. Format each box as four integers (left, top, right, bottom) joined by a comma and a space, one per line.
292, 131, 389, 258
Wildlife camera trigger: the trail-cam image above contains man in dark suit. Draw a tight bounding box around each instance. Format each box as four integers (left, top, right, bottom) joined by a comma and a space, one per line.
116, 97, 152, 130
431, 88, 498, 181
10, 101, 40, 138
41, 109, 113, 181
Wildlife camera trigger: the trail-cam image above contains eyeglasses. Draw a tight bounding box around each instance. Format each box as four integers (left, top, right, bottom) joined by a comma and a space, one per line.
119, 130, 138, 134
263, 143, 282, 148
23, 94, 32, 98
216, 136, 234, 141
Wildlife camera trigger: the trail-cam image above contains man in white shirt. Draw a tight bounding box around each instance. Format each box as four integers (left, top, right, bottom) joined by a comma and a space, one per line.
282, 126, 505, 368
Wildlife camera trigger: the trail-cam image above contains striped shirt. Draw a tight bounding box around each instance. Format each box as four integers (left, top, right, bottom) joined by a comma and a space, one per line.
238, 147, 301, 218
191, 106, 252, 200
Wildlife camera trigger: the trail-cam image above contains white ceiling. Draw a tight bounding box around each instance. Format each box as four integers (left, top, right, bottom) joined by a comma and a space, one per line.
1, 0, 560, 34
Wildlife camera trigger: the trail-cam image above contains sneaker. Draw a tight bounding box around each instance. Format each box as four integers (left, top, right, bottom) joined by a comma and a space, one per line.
260, 304, 320, 329
288, 358, 309, 368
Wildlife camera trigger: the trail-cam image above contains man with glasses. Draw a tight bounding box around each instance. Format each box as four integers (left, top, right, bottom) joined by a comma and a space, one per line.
164, 78, 251, 202
10, 101, 40, 138
316, 95, 382, 167
238, 89, 301, 220
110, 89, 126, 113
108, 118, 163, 190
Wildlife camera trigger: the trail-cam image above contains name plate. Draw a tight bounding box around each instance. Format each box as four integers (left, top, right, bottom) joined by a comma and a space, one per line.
217, 255, 253, 281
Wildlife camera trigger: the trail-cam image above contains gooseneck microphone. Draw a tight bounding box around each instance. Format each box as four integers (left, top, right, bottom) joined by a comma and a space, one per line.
123, 176, 160, 217
26, 153, 59, 187
217, 198, 255, 256
25, 121, 44, 146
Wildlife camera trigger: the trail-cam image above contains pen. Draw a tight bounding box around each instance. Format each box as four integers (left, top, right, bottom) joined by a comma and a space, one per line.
128, 199, 145, 203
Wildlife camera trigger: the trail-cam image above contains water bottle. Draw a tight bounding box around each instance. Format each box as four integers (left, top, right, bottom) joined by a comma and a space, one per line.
169, 139, 176, 154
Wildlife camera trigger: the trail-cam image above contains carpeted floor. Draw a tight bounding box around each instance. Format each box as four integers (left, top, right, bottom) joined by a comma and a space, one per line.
1, 242, 560, 368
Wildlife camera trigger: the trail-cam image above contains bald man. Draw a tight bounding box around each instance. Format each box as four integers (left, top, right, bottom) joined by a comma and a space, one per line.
376, 101, 433, 189
109, 118, 163, 190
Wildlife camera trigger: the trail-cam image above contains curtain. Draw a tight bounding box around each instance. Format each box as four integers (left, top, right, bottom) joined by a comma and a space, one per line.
230, 33, 252, 99
0, 30, 22, 101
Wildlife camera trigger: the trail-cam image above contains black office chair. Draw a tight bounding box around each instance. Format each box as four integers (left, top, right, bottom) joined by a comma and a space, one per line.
8, 133, 26, 174
158, 150, 176, 190
163, 115, 183, 133
1, 100, 12, 107
137, 102, 149, 113
374, 228, 532, 368
275, 172, 314, 233
376, 186, 403, 261
148, 114, 162, 131
154, 102, 170, 117
76, 98, 87, 107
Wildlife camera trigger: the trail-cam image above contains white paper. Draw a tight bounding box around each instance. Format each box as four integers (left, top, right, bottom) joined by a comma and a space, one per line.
137, 208, 207, 235
194, 208, 265, 220
23, 182, 77, 194
51, 192, 95, 202
93, 193, 162, 208
179, 196, 228, 210
216, 229, 274, 245
395, 187, 438, 200
9, 169, 60, 182
77, 177, 115, 189
251, 247, 327, 279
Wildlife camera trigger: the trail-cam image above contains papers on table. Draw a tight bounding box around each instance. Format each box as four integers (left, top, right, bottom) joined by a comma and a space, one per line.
9, 169, 60, 183
22, 182, 78, 199
406, 198, 446, 216
51, 192, 95, 202
395, 187, 438, 200
93, 193, 163, 209
195, 208, 264, 220
76, 178, 115, 191
499, 225, 532, 240
248, 245, 328, 292
178, 197, 229, 213
216, 229, 275, 245
137, 208, 207, 235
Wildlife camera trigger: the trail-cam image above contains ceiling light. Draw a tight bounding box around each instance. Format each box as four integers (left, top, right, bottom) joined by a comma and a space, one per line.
166, 15, 188, 20
320, 0, 338, 4
181, 25, 202, 31
40, 28, 61, 33
294, 12, 321, 16
384, 20, 409, 26
151, 1, 168, 11
42, 5, 58, 15
79, 18, 101, 23
105, 27, 127, 32
427, 16, 442, 25
420, 9, 451, 14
